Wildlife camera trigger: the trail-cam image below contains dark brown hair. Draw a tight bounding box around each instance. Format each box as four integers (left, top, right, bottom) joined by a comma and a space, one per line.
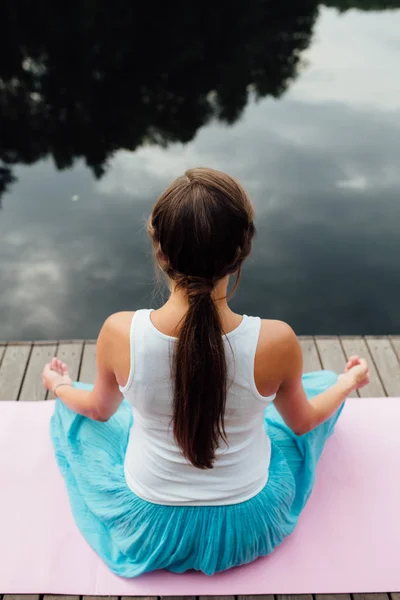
148, 167, 255, 468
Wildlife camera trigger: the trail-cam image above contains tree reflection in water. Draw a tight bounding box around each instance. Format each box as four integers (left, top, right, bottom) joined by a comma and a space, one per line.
0, 0, 398, 201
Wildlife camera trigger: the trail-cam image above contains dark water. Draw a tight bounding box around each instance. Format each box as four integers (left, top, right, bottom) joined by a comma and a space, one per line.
1, 2, 400, 340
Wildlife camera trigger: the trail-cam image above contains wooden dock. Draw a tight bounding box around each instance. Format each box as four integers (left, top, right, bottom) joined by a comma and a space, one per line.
1, 335, 400, 600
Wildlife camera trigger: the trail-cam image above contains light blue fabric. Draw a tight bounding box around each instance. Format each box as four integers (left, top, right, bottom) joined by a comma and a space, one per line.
50, 370, 343, 577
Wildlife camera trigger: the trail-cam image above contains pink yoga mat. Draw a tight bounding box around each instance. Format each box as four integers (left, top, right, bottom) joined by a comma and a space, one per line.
1, 399, 399, 595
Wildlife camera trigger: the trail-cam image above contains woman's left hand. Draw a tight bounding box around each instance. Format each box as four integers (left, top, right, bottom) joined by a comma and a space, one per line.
42, 357, 73, 392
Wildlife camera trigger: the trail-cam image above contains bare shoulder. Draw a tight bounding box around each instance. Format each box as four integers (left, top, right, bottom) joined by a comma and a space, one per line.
254, 319, 300, 394
102, 311, 135, 337
259, 319, 297, 349
97, 311, 135, 354
97, 312, 135, 384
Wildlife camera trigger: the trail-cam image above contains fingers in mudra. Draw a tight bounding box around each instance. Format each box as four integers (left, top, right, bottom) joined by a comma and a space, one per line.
345, 355, 360, 372
50, 357, 69, 376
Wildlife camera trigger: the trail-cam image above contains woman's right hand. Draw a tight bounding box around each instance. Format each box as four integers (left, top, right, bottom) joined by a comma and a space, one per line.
339, 355, 370, 390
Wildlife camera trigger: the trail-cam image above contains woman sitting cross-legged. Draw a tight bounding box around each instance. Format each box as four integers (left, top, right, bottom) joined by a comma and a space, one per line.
42, 167, 370, 577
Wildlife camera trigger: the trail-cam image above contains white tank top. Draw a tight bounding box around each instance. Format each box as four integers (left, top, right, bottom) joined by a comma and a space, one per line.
120, 309, 275, 506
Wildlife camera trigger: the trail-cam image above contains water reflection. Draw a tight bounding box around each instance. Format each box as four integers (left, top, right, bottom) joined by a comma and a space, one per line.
0, 1, 399, 339
0, 0, 321, 199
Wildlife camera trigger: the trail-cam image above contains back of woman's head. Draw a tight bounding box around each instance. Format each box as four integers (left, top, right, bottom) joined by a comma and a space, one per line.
148, 167, 255, 468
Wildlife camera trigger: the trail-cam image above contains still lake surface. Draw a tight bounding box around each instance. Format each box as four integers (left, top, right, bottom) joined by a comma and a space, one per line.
1, 3, 399, 340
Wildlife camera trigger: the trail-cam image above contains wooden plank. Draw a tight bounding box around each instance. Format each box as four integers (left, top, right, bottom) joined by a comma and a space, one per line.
79, 342, 97, 383
390, 335, 400, 361
341, 336, 385, 397
57, 341, 84, 379
298, 336, 321, 372
0, 344, 31, 401
84, 597, 118, 600
43, 596, 79, 600
315, 336, 357, 397
121, 597, 157, 600
0, 340, 38, 345
83, 597, 118, 600
315, 595, 351, 600
19, 342, 57, 401
159, 597, 194, 600
48, 341, 84, 399
353, 595, 390, 600
239, 596, 274, 600
160, 597, 195, 600
0, 342, 6, 391
276, 595, 313, 600
366, 336, 400, 396
4, 596, 40, 600
199, 597, 234, 600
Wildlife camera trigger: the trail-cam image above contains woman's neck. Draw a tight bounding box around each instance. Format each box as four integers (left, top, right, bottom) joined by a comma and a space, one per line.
167, 276, 230, 311
152, 276, 242, 336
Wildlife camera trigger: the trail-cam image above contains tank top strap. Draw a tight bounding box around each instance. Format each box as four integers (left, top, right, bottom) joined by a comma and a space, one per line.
119, 309, 153, 395
227, 315, 274, 403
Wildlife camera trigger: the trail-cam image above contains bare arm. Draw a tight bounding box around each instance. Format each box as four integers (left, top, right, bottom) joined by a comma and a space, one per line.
274, 326, 369, 436
42, 314, 126, 421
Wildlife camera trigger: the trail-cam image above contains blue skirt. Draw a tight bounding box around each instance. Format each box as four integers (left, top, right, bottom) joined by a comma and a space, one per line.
50, 370, 343, 577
